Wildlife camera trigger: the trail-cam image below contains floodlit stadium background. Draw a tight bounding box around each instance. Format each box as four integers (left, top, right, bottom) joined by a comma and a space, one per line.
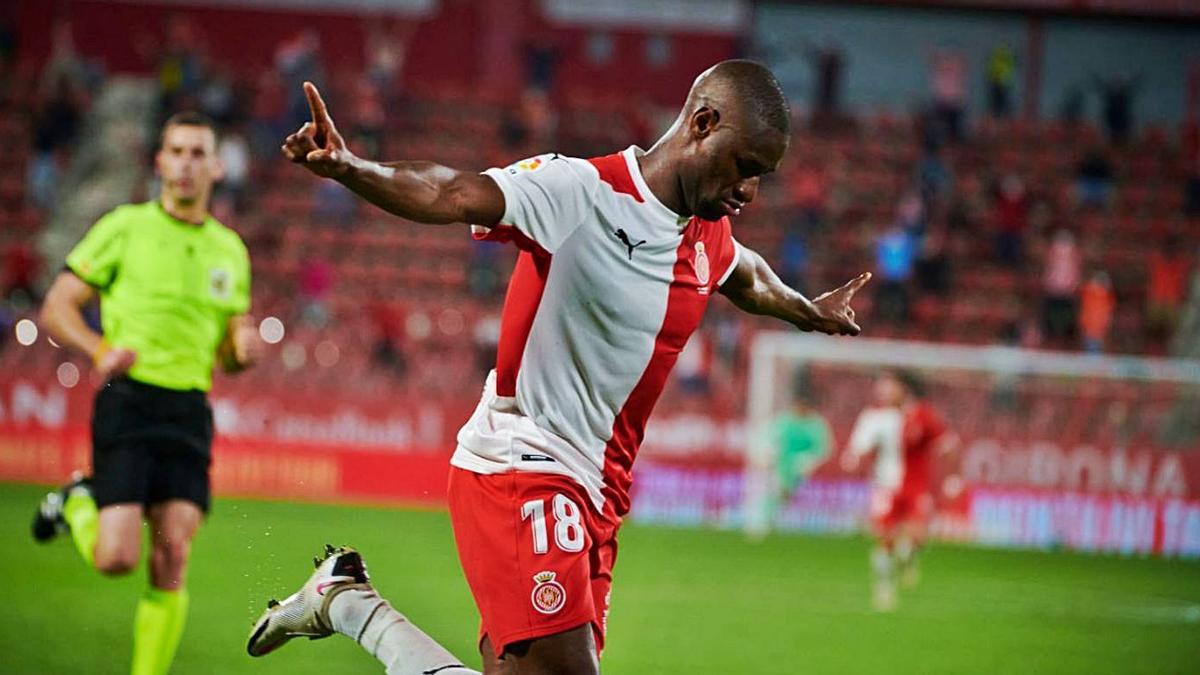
2, 1, 1199, 673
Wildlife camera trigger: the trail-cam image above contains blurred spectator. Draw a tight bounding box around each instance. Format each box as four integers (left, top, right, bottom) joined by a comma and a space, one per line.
1186, 147, 1200, 217
917, 144, 953, 207
986, 44, 1016, 119
198, 63, 236, 125
1059, 86, 1086, 127
947, 172, 985, 234
298, 257, 334, 327
895, 190, 925, 240
2, 243, 40, 305
1095, 74, 1139, 145
993, 174, 1028, 267
312, 179, 358, 226
365, 20, 411, 100
1075, 148, 1114, 209
41, 20, 88, 95
158, 15, 205, 115
1042, 229, 1082, 343
674, 331, 711, 395
350, 74, 386, 156
276, 30, 324, 130
29, 78, 82, 212
914, 223, 951, 295
875, 225, 916, 322
369, 298, 407, 376
473, 312, 501, 376
806, 41, 845, 129
929, 49, 967, 143
712, 306, 744, 370
1078, 271, 1115, 353
524, 34, 561, 92
469, 240, 505, 299
250, 71, 287, 156
1145, 237, 1192, 344
216, 124, 250, 213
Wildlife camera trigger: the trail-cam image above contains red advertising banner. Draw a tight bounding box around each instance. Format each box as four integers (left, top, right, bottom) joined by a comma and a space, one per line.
2, 376, 1198, 557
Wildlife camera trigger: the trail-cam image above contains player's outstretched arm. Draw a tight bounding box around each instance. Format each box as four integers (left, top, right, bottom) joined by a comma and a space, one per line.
282, 82, 505, 225
720, 244, 869, 336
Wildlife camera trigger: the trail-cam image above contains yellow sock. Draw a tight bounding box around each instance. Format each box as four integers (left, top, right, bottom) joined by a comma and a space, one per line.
132, 587, 189, 675
62, 490, 97, 567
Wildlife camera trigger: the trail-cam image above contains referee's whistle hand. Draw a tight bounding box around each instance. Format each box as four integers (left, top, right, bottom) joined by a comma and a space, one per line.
95, 347, 137, 384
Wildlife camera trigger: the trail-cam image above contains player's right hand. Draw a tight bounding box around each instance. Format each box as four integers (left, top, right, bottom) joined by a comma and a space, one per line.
95, 347, 137, 383
282, 82, 353, 178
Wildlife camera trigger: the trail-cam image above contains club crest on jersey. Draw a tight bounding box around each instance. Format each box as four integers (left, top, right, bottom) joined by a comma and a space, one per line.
693, 242, 711, 294
507, 156, 546, 174
530, 571, 566, 615
209, 268, 231, 300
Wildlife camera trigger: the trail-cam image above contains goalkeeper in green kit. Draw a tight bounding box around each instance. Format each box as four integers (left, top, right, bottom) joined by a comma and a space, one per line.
766, 383, 833, 528
30, 112, 261, 675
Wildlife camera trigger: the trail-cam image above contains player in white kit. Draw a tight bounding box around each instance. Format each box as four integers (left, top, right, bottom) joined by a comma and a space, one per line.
248, 60, 870, 674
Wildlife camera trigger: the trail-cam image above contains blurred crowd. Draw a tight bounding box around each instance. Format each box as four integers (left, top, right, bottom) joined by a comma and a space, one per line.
2, 15, 1198, 403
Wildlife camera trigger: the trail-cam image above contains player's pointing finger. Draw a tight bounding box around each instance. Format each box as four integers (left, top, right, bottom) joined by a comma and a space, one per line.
844, 272, 872, 296
304, 81, 332, 126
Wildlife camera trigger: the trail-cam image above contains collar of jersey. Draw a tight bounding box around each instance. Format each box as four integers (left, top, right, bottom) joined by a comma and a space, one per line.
155, 200, 211, 229
622, 146, 692, 232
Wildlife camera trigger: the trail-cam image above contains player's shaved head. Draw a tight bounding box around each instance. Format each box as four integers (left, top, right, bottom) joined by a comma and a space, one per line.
684, 60, 791, 136
643, 59, 791, 221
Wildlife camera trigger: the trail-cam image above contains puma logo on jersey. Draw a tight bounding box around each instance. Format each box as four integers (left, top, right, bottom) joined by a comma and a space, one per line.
613, 229, 647, 260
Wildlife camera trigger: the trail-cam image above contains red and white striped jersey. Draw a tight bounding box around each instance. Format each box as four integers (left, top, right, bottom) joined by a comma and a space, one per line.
452, 147, 742, 517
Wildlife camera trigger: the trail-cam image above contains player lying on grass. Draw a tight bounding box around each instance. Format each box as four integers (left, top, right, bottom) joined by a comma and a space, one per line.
843, 369, 957, 611
248, 60, 870, 675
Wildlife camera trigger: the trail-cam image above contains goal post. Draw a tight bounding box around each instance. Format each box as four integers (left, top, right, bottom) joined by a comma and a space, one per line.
743, 332, 1200, 556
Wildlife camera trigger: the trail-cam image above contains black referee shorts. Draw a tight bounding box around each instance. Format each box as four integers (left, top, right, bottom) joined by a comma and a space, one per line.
90, 377, 213, 513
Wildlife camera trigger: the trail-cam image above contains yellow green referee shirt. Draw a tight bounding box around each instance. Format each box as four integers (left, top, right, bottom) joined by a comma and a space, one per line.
66, 201, 251, 392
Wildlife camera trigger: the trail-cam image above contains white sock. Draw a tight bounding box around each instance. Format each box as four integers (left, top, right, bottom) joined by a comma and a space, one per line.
870, 546, 894, 580
328, 587, 479, 675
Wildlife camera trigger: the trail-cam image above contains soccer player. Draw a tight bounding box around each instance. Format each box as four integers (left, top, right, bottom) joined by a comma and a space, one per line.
249, 61, 869, 674
843, 369, 954, 611
767, 387, 833, 529
31, 112, 260, 675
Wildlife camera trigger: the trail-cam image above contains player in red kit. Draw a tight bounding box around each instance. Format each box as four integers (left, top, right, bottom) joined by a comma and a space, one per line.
844, 369, 956, 611
247, 61, 870, 674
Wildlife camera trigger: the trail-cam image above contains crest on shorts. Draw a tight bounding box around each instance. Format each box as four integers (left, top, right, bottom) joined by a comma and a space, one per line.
530, 571, 566, 615
693, 241, 711, 292
209, 267, 231, 300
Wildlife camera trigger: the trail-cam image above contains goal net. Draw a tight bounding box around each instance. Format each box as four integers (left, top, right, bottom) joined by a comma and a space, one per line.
742, 333, 1200, 558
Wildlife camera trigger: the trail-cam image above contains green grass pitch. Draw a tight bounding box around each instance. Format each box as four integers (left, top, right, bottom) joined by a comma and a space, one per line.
4, 482, 1198, 674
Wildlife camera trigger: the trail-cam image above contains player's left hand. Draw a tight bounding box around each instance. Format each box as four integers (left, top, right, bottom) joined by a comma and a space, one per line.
282, 82, 353, 178
802, 272, 871, 336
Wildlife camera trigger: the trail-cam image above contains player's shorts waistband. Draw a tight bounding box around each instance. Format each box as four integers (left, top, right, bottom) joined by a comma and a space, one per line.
108, 376, 208, 401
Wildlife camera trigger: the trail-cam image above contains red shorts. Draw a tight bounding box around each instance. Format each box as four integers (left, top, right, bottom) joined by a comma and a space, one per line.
448, 467, 619, 659
871, 484, 933, 531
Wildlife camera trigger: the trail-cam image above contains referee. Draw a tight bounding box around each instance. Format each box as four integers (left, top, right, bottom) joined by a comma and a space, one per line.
31, 112, 260, 675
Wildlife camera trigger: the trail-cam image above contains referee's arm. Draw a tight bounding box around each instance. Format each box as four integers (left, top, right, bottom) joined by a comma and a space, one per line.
40, 270, 137, 379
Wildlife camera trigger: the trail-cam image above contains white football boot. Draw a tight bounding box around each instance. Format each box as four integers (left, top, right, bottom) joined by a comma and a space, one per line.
247, 544, 371, 656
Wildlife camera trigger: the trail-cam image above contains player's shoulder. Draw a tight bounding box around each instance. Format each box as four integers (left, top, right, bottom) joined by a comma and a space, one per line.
96, 201, 152, 228
206, 218, 250, 256
499, 152, 598, 181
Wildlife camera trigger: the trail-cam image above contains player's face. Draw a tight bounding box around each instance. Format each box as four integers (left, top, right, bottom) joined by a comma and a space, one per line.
873, 375, 906, 408
684, 110, 787, 221
156, 124, 223, 206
